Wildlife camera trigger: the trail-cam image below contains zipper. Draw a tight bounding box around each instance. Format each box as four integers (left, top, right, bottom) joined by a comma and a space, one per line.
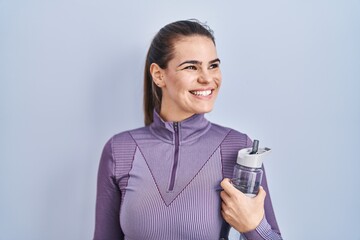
168, 122, 179, 191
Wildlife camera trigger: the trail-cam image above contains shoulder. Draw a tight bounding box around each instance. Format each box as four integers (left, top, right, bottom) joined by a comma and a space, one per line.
212, 123, 252, 178
102, 126, 148, 156
103, 127, 146, 166
210, 122, 252, 148
109, 126, 148, 145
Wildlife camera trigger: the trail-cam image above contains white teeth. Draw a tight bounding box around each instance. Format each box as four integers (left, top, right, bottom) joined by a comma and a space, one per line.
190, 90, 212, 96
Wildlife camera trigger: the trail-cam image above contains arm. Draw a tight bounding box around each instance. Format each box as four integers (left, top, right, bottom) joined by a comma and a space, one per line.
93, 138, 124, 240
242, 166, 282, 239
220, 167, 282, 240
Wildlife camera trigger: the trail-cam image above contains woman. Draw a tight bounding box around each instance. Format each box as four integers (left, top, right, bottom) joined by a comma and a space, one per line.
94, 20, 282, 240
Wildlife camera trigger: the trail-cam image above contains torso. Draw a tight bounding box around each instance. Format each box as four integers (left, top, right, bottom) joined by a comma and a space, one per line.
111, 113, 250, 240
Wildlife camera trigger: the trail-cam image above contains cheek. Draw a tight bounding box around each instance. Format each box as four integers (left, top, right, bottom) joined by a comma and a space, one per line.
214, 73, 222, 87
166, 80, 190, 100
172, 77, 192, 92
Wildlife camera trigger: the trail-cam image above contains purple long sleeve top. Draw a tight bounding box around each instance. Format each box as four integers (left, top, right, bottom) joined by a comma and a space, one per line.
94, 111, 282, 240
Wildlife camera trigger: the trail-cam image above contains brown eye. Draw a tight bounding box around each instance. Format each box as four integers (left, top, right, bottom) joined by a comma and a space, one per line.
184, 65, 197, 70
209, 63, 219, 69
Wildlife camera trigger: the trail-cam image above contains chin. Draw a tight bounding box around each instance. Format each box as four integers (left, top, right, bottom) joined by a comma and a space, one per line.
194, 105, 214, 114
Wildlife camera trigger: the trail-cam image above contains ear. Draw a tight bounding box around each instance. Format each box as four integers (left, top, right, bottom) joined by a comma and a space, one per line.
150, 63, 165, 87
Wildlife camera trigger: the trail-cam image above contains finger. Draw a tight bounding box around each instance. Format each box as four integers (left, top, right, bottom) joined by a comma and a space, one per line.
220, 178, 239, 196
255, 186, 267, 202
220, 190, 230, 201
221, 202, 227, 211
221, 179, 248, 202
220, 178, 231, 189
221, 203, 231, 218
221, 209, 229, 221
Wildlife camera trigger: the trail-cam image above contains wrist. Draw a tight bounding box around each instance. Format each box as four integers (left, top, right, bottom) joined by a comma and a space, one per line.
241, 210, 264, 232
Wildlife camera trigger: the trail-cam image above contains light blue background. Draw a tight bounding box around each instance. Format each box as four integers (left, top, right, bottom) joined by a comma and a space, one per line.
1, 1, 359, 239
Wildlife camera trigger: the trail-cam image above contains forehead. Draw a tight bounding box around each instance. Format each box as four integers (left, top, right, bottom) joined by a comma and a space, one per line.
171, 36, 217, 62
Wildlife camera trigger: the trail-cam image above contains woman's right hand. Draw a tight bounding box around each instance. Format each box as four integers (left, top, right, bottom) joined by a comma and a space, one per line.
220, 178, 266, 233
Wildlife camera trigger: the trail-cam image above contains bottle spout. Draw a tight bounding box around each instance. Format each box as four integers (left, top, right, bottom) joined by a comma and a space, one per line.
250, 140, 271, 155
237, 141, 271, 168
250, 140, 259, 154
259, 147, 271, 156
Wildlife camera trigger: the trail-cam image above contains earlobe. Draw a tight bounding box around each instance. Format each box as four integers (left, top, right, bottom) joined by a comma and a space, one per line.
150, 63, 165, 87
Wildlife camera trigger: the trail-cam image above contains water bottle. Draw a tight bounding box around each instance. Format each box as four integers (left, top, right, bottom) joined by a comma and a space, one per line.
232, 140, 271, 197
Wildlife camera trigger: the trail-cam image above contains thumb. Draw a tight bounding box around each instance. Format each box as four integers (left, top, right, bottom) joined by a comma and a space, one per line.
220, 178, 238, 195
255, 186, 266, 202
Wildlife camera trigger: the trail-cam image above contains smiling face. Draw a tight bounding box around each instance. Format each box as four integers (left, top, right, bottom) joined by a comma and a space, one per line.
152, 35, 222, 122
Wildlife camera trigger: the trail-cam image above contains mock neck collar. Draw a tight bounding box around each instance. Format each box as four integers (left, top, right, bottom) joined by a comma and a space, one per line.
149, 110, 211, 144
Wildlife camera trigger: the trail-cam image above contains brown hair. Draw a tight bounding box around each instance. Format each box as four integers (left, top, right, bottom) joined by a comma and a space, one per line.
143, 19, 215, 125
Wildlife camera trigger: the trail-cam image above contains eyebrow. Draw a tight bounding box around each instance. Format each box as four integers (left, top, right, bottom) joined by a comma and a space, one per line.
177, 58, 221, 67
209, 58, 221, 64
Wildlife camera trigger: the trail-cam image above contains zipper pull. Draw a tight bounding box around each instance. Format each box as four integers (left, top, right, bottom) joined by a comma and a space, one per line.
173, 122, 179, 132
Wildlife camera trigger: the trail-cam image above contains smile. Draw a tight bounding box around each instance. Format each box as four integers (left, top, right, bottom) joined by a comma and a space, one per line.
189, 89, 213, 97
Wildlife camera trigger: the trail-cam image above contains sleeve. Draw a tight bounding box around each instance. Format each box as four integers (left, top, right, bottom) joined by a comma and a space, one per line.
93, 138, 124, 240
220, 130, 283, 240
241, 165, 282, 240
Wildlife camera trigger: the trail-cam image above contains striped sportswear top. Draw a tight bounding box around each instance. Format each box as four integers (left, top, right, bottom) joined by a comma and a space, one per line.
94, 111, 282, 240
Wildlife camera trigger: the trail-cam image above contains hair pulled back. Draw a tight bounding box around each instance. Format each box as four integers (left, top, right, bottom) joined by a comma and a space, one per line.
143, 19, 215, 125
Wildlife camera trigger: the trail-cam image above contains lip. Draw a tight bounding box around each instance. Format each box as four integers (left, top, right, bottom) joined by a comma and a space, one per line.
189, 88, 216, 99
189, 87, 215, 92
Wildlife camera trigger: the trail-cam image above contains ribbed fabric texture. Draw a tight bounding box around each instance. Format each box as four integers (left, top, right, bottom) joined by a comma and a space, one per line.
219, 129, 251, 239
219, 130, 282, 240
129, 122, 229, 206
240, 166, 283, 239
243, 217, 283, 240
220, 129, 252, 179
111, 132, 137, 204
94, 113, 282, 240
120, 147, 224, 240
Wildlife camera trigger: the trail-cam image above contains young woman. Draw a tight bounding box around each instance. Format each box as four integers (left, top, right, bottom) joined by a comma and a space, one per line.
94, 20, 282, 240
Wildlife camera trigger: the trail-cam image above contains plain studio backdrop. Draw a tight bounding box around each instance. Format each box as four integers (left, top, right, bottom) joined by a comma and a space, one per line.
1, 1, 359, 239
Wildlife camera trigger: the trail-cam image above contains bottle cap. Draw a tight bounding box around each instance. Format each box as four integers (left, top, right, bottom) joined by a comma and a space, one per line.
237, 147, 271, 168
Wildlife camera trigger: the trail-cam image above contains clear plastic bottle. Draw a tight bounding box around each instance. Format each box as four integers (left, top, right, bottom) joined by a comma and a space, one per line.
232, 140, 271, 198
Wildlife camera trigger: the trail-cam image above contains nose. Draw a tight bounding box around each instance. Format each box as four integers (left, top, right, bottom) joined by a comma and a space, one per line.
197, 69, 211, 84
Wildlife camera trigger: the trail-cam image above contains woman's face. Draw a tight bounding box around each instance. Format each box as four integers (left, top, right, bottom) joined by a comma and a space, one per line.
157, 35, 222, 122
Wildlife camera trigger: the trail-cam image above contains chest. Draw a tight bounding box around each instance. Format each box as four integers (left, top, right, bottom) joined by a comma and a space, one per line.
119, 146, 224, 240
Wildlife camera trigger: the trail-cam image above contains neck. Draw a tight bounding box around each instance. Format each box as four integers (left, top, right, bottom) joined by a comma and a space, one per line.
150, 109, 210, 144
159, 110, 195, 123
